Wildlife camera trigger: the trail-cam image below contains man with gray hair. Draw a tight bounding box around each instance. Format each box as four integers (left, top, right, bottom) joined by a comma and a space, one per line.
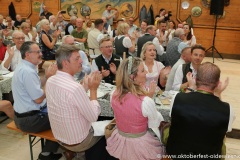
46, 44, 103, 159
12, 41, 61, 160
62, 35, 91, 80
165, 28, 186, 67
14, 14, 24, 29
65, 15, 77, 35
1, 30, 25, 71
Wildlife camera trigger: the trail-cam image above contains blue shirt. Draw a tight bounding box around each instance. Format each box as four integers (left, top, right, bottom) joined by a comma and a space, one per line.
12, 60, 46, 113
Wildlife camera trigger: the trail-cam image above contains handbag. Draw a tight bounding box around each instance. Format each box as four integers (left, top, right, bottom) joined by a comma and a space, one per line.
104, 119, 116, 139
159, 121, 171, 145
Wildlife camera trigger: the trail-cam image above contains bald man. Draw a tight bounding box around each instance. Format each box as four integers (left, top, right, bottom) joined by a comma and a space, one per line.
71, 18, 88, 50
165, 46, 191, 91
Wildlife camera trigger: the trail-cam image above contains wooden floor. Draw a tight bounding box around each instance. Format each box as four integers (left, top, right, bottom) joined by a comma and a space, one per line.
0, 57, 240, 160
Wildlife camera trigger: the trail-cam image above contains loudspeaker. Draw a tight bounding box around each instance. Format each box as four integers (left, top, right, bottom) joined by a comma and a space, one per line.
210, 0, 224, 15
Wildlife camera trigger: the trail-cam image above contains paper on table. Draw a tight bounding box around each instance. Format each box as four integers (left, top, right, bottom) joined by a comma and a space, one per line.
160, 99, 171, 105
92, 120, 112, 136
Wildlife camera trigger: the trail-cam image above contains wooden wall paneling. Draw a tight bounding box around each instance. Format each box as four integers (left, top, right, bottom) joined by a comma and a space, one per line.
0, 0, 240, 58
1, 0, 31, 18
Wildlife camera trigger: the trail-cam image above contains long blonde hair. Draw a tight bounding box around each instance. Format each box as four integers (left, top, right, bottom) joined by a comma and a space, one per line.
115, 57, 147, 101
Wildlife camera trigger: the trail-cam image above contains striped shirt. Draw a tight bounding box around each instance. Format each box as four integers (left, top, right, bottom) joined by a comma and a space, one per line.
46, 71, 101, 144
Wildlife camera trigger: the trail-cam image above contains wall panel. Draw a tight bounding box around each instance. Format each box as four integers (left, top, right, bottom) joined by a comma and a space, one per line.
0, 0, 240, 58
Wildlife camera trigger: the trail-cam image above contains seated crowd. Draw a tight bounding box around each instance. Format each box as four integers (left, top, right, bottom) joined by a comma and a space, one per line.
0, 5, 235, 160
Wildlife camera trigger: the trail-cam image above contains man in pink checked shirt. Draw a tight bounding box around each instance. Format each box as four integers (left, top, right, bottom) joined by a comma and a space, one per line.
46, 44, 103, 159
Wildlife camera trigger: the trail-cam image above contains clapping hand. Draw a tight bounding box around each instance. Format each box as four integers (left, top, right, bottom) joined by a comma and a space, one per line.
214, 77, 229, 98
88, 71, 102, 90
52, 30, 61, 38
160, 66, 171, 78
7, 45, 14, 57
45, 64, 57, 79
81, 73, 89, 91
101, 66, 110, 77
109, 63, 117, 74
186, 72, 196, 90
148, 80, 158, 98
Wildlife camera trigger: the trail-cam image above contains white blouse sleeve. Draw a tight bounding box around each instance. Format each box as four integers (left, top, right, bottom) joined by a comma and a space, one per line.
155, 61, 165, 75
122, 36, 133, 48
142, 96, 164, 128
228, 105, 235, 132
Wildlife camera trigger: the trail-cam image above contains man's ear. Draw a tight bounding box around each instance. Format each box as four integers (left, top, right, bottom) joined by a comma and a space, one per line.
62, 59, 68, 68
25, 52, 30, 58
214, 80, 221, 90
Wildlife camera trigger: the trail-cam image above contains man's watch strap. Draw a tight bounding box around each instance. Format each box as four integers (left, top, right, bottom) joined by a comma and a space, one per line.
186, 87, 195, 92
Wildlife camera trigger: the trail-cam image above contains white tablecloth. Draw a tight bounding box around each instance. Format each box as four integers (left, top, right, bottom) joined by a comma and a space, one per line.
97, 83, 172, 122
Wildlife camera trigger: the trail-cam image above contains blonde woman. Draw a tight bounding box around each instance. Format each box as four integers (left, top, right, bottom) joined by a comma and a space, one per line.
114, 22, 136, 58
106, 57, 164, 160
140, 42, 171, 96
39, 19, 60, 60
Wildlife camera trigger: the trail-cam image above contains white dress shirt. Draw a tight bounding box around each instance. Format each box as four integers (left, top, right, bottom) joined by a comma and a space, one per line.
1, 45, 22, 71
172, 63, 197, 91
165, 58, 185, 91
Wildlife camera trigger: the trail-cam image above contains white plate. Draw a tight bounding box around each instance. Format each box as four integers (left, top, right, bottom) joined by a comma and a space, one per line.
87, 90, 106, 98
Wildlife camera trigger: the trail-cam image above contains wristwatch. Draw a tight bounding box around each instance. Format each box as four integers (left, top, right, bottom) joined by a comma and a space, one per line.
186, 87, 195, 92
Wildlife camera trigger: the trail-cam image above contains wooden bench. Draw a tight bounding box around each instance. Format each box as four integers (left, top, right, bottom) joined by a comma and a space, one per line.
7, 121, 56, 160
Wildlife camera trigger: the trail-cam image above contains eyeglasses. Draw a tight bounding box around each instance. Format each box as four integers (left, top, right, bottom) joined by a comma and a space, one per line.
101, 45, 113, 49
29, 50, 42, 54
14, 37, 25, 40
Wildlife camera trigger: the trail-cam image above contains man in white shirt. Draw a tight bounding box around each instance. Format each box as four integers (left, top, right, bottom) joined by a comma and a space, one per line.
1, 30, 24, 71
172, 45, 205, 91
65, 15, 77, 35
50, 12, 68, 32
156, 20, 168, 50
87, 19, 104, 58
165, 46, 191, 91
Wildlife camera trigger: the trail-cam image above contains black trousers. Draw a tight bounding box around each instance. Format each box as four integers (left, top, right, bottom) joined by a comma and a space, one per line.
14, 112, 59, 153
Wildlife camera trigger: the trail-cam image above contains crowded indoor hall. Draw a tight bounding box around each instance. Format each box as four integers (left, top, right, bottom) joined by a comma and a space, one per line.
0, 0, 239, 159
